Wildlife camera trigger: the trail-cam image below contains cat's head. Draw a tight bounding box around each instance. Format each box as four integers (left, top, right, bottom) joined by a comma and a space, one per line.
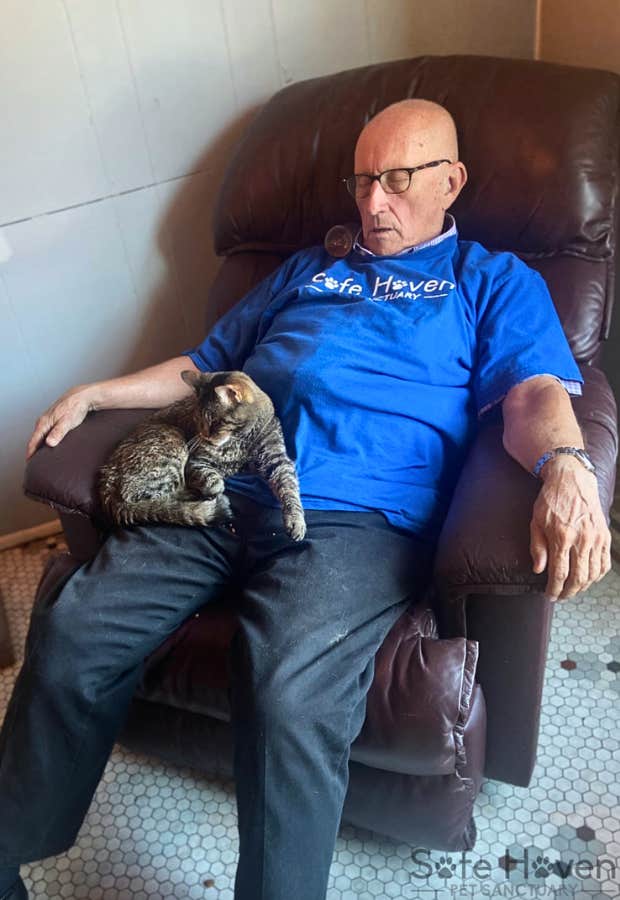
180, 370, 273, 446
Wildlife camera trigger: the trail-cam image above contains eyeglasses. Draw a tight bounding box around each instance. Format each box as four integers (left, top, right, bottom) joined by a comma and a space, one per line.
343, 159, 451, 199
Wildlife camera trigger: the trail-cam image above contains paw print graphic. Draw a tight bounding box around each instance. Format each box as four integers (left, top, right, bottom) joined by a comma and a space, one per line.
324, 277, 339, 289
434, 855, 457, 879
392, 279, 407, 290
532, 855, 553, 878
551, 857, 572, 880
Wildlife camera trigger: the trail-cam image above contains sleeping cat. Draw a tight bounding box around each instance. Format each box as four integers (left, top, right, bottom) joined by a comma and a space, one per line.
98, 370, 307, 540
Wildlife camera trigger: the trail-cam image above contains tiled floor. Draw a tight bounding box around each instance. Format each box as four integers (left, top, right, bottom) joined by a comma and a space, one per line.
0, 533, 618, 900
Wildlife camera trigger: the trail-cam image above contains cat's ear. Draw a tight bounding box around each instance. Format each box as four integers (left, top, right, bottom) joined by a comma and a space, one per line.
180, 369, 204, 392
214, 383, 247, 407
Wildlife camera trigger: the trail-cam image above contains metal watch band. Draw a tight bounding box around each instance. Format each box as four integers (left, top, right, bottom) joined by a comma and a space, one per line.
532, 446, 596, 479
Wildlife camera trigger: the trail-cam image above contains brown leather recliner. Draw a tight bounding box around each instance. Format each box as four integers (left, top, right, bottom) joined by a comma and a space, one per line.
23, 55, 619, 851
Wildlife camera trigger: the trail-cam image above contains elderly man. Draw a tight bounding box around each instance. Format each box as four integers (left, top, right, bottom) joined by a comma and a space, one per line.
0, 100, 610, 900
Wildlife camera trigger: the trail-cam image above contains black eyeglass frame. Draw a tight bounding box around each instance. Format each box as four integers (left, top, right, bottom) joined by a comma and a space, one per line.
343, 159, 452, 198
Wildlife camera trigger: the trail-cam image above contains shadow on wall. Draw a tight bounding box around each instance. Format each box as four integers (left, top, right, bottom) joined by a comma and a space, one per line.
120, 104, 264, 379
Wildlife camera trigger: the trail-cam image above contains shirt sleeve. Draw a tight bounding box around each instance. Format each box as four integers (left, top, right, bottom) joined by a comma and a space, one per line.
473, 257, 584, 419
181, 261, 291, 372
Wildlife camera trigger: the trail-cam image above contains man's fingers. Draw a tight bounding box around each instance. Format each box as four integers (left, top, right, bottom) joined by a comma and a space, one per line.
530, 520, 548, 574
544, 542, 570, 601
578, 545, 598, 596
587, 543, 599, 585
45, 426, 65, 447
26, 418, 51, 459
26, 434, 40, 459
26, 413, 66, 458
544, 531, 611, 603
595, 535, 612, 583
558, 544, 590, 599
26, 391, 91, 459
602, 541, 612, 578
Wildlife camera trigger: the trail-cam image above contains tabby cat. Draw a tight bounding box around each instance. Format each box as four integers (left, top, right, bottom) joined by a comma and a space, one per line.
98, 370, 306, 540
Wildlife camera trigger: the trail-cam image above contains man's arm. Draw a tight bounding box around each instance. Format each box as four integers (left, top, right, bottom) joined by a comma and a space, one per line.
26, 355, 200, 459
501, 374, 612, 602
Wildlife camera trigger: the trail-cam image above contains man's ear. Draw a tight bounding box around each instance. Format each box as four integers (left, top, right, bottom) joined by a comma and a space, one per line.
443, 161, 468, 210
180, 369, 204, 392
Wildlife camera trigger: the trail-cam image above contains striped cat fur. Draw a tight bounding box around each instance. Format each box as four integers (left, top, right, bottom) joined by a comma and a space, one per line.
98, 370, 306, 540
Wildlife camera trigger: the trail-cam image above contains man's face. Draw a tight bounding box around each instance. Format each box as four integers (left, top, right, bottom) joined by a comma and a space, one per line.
353, 121, 455, 255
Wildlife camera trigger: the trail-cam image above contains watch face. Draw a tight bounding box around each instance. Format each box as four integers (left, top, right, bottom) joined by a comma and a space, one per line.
574, 449, 596, 472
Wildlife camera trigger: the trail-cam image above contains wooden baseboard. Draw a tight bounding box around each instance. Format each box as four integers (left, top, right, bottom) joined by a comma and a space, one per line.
0, 519, 63, 552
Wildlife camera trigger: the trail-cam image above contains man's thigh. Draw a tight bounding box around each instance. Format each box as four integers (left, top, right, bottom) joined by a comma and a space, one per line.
229, 503, 434, 722
32, 519, 244, 671
239, 505, 434, 657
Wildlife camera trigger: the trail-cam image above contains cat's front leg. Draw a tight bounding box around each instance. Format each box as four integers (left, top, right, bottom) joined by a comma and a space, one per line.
185, 460, 226, 500
281, 497, 307, 541
254, 444, 306, 541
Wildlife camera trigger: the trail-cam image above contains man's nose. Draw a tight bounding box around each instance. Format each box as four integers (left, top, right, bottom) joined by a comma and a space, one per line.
363, 179, 389, 215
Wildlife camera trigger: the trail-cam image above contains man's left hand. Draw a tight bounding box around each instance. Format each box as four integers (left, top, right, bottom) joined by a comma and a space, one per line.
529, 458, 612, 602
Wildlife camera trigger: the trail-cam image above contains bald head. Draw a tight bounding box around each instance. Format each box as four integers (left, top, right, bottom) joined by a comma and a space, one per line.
355, 99, 459, 173
353, 99, 467, 254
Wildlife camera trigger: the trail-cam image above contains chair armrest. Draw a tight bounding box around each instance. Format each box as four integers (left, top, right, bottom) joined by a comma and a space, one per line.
434, 364, 618, 592
23, 408, 152, 523
432, 367, 617, 785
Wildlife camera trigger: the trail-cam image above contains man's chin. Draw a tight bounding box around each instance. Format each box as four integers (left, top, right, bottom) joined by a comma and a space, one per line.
364, 228, 404, 255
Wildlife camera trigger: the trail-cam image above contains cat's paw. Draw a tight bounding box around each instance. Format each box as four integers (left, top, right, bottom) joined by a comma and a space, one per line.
214, 493, 233, 521
186, 469, 225, 499
194, 498, 223, 525
283, 511, 306, 541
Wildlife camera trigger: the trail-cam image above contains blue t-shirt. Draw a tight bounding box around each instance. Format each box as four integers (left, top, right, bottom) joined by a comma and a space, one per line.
184, 229, 583, 542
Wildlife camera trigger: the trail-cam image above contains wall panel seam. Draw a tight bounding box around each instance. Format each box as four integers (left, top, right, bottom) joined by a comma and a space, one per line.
115, 0, 157, 184
0, 171, 209, 230
269, 0, 286, 89
60, 0, 112, 194
218, 0, 241, 115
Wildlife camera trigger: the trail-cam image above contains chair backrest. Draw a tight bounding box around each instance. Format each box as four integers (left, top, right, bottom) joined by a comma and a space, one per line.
211, 55, 620, 365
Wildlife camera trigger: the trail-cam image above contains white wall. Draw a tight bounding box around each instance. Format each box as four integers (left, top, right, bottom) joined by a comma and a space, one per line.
0, 0, 536, 536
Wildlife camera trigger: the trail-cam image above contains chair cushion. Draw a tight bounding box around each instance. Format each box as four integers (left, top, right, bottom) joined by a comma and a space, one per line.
135, 589, 481, 778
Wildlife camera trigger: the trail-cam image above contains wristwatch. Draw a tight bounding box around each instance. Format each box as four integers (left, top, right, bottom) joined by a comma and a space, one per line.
532, 446, 596, 479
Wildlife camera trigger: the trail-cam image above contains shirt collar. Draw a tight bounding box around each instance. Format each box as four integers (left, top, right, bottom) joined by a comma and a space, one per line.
353, 213, 457, 257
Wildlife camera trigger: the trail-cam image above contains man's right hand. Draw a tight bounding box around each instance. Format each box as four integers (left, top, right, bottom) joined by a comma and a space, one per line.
25, 356, 200, 460
26, 385, 96, 460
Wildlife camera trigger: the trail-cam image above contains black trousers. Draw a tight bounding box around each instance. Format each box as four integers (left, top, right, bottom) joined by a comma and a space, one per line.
0, 492, 434, 900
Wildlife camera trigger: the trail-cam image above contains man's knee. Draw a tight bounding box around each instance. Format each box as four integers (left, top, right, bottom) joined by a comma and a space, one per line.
231, 637, 353, 741
28, 565, 115, 686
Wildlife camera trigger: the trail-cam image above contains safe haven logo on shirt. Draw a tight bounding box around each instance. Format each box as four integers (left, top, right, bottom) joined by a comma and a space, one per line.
307, 271, 456, 302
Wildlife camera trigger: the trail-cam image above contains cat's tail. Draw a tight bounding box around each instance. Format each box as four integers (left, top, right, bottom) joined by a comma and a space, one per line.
103, 493, 232, 527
